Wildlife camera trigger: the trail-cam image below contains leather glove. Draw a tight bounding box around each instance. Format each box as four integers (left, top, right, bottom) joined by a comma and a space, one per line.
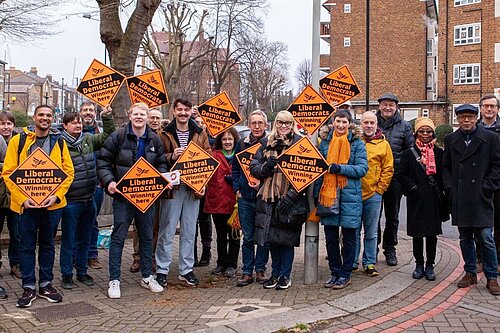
263, 157, 278, 174
328, 163, 341, 174
224, 175, 233, 184
277, 188, 300, 217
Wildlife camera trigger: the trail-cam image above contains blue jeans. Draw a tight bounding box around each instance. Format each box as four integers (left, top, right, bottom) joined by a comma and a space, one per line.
459, 227, 498, 280
19, 208, 62, 289
109, 200, 153, 281
239, 197, 269, 275
269, 243, 294, 279
60, 200, 96, 277
0, 208, 20, 267
88, 186, 104, 260
325, 225, 357, 279
355, 193, 382, 267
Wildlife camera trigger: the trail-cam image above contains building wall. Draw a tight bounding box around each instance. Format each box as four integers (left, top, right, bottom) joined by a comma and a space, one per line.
328, 0, 431, 103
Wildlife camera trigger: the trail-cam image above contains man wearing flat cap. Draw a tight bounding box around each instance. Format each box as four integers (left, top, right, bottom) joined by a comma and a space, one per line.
376, 93, 414, 266
443, 104, 500, 295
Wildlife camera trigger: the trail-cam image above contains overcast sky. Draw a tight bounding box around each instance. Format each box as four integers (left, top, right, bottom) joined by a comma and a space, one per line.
2, 1, 322, 91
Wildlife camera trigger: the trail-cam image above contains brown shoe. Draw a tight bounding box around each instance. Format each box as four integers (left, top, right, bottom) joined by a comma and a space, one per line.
487, 279, 500, 295
88, 258, 102, 269
256, 271, 268, 284
457, 272, 477, 288
237, 274, 254, 287
10, 264, 22, 279
130, 259, 141, 273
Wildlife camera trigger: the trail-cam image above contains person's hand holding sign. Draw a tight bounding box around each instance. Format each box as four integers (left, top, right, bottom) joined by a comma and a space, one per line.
40, 195, 58, 208
23, 199, 39, 209
172, 147, 186, 161
108, 181, 117, 194
101, 104, 112, 116
195, 187, 205, 196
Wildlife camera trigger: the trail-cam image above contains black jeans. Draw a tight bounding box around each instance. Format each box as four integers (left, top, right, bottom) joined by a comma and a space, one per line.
212, 213, 240, 269
378, 180, 402, 254
195, 197, 212, 249
412, 236, 437, 267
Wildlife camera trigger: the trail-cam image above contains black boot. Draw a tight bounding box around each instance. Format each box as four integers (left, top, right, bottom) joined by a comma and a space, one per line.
412, 265, 424, 279
193, 245, 199, 267
425, 264, 436, 281
198, 247, 211, 267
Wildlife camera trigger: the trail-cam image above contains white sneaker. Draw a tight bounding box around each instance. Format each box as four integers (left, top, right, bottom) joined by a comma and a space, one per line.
108, 280, 121, 299
141, 275, 164, 293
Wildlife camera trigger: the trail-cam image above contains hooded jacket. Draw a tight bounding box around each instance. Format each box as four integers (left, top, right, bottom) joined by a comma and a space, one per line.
2, 126, 74, 213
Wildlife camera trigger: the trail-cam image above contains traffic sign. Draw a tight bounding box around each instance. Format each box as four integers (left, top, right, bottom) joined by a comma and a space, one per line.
126, 70, 169, 108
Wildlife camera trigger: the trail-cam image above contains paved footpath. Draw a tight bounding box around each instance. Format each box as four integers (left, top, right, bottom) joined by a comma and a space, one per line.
0, 227, 499, 332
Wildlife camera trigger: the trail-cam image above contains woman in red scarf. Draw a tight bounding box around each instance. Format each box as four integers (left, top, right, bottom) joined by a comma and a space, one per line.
398, 117, 449, 281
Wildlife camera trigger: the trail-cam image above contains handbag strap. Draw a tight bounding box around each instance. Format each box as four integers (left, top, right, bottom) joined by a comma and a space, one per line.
410, 147, 437, 186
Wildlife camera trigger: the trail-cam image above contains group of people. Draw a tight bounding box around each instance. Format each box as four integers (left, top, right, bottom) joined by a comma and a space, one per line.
1, 92, 500, 309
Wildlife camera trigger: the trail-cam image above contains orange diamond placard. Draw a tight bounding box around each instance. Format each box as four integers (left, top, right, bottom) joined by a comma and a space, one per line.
170, 142, 220, 193
9, 148, 68, 206
277, 137, 329, 192
126, 70, 169, 108
235, 143, 261, 187
77, 59, 126, 107
319, 65, 361, 106
198, 91, 242, 137
287, 85, 335, 135
115, 157, 170, 213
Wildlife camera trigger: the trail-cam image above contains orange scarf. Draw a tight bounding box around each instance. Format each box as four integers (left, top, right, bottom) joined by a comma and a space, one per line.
318, 132, 350, 206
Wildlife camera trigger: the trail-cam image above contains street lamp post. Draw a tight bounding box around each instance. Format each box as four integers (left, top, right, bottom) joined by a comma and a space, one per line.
365, 0, 370, 111
83, 14, 108, 65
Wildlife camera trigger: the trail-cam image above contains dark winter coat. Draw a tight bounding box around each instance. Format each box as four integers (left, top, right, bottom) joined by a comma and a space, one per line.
398, 145, 444, 237
376, 110, 414, 167
442, 126, 500, 227
249, 134, 307, 247
97, 123, 168, 201
313, 129, 368, 229
204, 150, 236, 215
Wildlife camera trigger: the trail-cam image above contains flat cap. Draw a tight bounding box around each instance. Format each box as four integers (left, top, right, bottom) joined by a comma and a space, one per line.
455, 104, 479, 115
377, 93, 399, 104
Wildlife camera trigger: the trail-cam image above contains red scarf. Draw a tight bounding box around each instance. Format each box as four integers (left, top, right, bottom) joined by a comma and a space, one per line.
415, 139, 436, 175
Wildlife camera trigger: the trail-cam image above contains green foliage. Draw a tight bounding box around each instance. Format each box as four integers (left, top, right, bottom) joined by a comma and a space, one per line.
435, 124, 453, 146
12, 110, 31, 127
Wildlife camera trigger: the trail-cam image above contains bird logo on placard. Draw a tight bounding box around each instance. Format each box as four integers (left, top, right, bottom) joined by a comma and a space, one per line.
297, 144, 312, 155
303, 93, 316, 102
91, 67, 104, 77
32, 157, 47, 168
147, 75, 159, 85
135, 167, 149, 177
187, 150, 200, 159
336, 71, 349, 80
215, 98, 228, 107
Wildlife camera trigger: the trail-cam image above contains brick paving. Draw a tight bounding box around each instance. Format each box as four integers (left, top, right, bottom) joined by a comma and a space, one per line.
0, 224, 499, 332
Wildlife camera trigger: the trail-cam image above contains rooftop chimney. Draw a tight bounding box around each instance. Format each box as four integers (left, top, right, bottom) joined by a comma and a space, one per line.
30, 67, 38, 75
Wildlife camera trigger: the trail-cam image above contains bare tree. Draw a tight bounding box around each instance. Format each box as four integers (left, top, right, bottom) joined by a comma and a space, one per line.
97, 0, 161, 123
141, 1, 212, 101
0, 0, 61, 41
239, 35, 289, 117
295, 59, 312, 92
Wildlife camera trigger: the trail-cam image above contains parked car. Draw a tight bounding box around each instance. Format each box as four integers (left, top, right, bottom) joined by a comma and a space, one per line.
234, 125, 250, 139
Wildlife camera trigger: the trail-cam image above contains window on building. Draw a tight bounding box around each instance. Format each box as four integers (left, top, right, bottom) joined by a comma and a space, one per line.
344, 4, 351, 13
207, 79, 216, 95
454, 23, 481, 45
427, 74, 433, 90
344, 37, 351, 47
454, 0, 480, 6
427, 39, 433, 56
495, 43, 500, 63
422, 109, 430, 117
190, 79, 197, 94
453, 63, 480, 85
401, 108, 419, 121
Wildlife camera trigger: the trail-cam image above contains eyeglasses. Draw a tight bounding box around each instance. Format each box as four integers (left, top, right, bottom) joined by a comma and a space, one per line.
276, 120, 293, 127
417, 129, 433, 134
481, 104, 499, 109
457, 114, 477, 120
250, 121, 265, 127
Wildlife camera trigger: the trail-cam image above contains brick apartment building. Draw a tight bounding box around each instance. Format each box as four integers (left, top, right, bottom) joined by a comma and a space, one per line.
320, 0, 500, 126
438, 0, 500, 126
